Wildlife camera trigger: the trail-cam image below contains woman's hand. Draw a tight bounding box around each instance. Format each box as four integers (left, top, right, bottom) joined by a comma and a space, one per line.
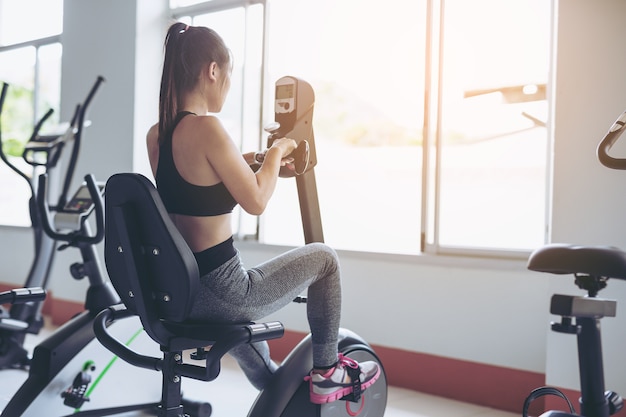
270, 137, 297, 158
271, 138, 297, 171
254, 138, 297, 170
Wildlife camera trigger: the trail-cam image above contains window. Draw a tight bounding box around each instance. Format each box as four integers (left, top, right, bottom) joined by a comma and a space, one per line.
0, 0, 63, 44
262, 0, 427, 254
0, 0, 64, 226
172, 0, 552, 257
423, 0, 551, 255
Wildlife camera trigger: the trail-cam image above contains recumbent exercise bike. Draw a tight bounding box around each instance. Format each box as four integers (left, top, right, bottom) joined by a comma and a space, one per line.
95, 76, 388, 417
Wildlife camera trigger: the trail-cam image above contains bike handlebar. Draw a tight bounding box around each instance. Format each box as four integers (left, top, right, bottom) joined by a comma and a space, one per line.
597, 110, 626, 170
37, 173, 105, 245
93, 305, 284, 382
0, 288, 46, 305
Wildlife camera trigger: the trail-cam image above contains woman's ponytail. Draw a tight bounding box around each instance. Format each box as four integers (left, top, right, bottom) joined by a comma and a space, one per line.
157, 22, 231, 143
158, 22, 188, 143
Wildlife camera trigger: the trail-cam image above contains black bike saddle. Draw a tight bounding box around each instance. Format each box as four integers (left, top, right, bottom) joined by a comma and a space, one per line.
527, 243, 626, 280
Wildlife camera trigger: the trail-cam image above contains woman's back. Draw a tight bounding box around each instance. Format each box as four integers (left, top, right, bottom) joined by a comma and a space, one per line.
147, 114, 235, 252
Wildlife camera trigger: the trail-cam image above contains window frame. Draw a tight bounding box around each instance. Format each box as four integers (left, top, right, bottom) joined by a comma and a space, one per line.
420, 0, 553, 260
171, 0, 265, 18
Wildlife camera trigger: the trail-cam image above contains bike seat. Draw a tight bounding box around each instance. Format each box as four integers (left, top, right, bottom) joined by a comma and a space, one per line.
99, 172, 285, 402
527, 243, 626, 279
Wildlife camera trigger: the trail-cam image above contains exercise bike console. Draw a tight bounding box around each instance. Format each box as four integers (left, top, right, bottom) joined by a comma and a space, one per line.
257, 76, 317, 177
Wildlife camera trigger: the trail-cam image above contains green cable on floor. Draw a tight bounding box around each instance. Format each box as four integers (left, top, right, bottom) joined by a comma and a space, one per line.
74, 327, 145, 413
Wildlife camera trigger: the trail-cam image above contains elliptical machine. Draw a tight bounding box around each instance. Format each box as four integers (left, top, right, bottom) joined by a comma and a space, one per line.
0, 171, 159, 416
0, 77, 152, 416
93, 76, 388, 417
0, 77, 105, 369
523, 110, 626, 417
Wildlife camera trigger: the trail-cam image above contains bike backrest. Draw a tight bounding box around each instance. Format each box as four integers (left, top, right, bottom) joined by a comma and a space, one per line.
104, 173, 199, 337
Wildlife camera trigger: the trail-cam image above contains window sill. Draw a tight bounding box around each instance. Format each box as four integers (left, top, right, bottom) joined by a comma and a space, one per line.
234, 239, 531, 272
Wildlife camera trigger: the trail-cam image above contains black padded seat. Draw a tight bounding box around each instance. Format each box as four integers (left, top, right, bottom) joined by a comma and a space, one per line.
527, 243, 626, 280
96, 172, 284, 416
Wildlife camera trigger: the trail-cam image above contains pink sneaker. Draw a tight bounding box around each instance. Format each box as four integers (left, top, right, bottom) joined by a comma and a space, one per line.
304, 354, 381, 404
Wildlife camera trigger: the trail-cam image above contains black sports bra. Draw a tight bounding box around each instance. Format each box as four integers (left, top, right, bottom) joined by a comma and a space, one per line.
155, 111, 238, 216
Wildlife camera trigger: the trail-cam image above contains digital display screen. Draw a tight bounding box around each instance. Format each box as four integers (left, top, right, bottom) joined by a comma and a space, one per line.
64, 198, 93, 213
276, 84, 294, 100
63, 184, 103, 213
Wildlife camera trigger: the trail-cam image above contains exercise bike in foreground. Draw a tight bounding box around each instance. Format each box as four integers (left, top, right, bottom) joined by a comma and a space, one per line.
523, 110, 626, 417
96, 76, 388, 416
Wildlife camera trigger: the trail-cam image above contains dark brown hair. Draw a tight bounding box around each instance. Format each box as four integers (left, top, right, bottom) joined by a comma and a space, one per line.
158, 22, 230, 143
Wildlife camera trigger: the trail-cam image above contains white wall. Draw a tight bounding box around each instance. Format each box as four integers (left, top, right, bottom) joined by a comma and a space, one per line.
0, 0, 625, 398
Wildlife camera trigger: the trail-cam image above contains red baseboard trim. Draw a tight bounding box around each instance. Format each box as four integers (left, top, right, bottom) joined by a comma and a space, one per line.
8, 283, 612, 416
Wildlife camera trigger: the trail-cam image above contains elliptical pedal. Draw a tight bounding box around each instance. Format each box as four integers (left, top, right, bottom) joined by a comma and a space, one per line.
61, 360, 96, 409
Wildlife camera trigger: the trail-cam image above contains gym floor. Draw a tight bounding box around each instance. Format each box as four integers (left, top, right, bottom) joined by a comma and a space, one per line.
0, 321, 518, 417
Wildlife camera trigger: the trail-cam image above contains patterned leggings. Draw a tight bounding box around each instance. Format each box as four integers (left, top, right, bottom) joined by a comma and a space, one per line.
189, 242, 342, 390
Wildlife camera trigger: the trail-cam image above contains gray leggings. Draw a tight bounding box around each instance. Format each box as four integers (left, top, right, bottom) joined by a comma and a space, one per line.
189, 242, 342, 390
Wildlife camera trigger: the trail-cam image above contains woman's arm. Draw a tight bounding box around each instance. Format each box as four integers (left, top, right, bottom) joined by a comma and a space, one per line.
198, 117, 296, 215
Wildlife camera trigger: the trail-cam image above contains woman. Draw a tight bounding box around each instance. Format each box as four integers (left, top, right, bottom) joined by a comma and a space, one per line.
146, 22, 380, 404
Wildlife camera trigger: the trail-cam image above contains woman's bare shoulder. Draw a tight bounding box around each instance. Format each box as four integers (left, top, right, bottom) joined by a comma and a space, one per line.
185, 115, 233, 149
190, 114, 225, 132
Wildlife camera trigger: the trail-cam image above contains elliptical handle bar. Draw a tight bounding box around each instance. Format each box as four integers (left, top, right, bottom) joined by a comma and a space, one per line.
0, 82, 7, 115
37, 173, 105, 245
58, 75, 105, 208
80, 75, 106, 122
28, 108, 55, 143
597, 110, 626, 170
0, 82, 35, 195
0, 83, 13, 167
